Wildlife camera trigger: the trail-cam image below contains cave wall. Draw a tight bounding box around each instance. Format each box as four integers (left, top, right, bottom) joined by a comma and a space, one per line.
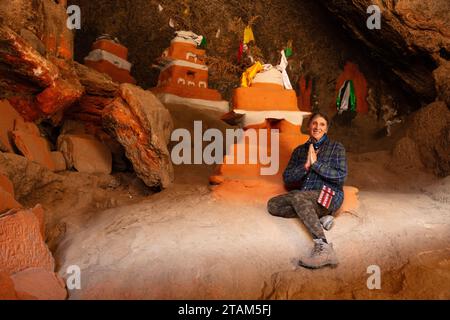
0, 0, 73, 59
68, 0, 414, 117
317, 0, 450, 105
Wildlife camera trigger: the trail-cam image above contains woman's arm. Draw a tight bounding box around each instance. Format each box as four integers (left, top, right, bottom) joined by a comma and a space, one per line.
283, 146, 309, 186
310, 143, 347, 186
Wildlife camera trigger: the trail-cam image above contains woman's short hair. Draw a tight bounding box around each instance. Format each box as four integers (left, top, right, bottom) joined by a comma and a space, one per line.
307, 112, 330, 128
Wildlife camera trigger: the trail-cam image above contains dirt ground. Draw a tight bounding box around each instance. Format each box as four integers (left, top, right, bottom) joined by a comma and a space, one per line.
41, 104, 450, 300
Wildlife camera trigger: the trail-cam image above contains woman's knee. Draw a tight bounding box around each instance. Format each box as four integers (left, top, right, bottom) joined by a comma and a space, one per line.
267, 197, 279, 215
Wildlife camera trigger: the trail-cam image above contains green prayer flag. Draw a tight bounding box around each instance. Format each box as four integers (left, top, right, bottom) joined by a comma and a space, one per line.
284, 47, 293, 58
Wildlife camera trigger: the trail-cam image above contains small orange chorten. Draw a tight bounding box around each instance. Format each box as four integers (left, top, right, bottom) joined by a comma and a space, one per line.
211, 54, 311, 200
84, 35, 136, 84
151, 31, 229, 113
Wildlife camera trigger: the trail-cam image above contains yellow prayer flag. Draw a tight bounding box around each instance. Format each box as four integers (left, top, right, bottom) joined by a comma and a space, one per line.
243, 26, 255, 44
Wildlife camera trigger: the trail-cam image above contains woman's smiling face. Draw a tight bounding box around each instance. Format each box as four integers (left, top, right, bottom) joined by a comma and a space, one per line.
309, 116, 328, 141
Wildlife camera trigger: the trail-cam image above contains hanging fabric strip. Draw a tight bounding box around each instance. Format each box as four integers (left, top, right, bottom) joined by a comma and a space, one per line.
277, 50, 293, 90
240, 61, 263, 87
243, 26, 255, 44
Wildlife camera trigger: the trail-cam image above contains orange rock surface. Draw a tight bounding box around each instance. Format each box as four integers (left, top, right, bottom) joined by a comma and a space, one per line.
11, 268, 67, 300
0, 174, 23, 228
36, 76, 84, 116
11, 131, 56, 171
0, 272, 18, 300
0, 100, 23, 152
103, 84, 174, 188
57, 134, 112, 174
0, 173, 15, 197
0, 206, 55, 275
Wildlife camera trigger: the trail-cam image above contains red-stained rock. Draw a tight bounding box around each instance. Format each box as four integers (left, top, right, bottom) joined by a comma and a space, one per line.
36, 60, 84, 116
72, 62, 119, 97
0, 26, 59, 90
0, 99, 23, 152
0, 272, 18, 300
0, 206, 55, 274
0, 0, 73, 60
11, 268, 67, 300
103, 84, 174, 188
57, 134, 112, 174
11, 130, 56, 171
65, 95, 114, 126
6, 97, 42, 122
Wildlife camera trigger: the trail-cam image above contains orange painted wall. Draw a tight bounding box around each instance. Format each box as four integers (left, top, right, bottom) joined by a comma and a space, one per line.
152, 83, 222, 101
85, 60, 136, 84
159, 65, 209, 88
233, 87, 298, 111
92, 40, 129, 60
167, 42, 206, 65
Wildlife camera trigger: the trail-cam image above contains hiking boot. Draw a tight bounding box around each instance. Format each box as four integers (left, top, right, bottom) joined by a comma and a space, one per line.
298, 239, 338, 269
320, 215, 334, 231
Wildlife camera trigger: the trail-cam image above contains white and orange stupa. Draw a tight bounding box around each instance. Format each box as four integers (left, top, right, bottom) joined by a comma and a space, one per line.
151, 31, 229, 113
211, 52, 311, 200
84, 35, 136, 84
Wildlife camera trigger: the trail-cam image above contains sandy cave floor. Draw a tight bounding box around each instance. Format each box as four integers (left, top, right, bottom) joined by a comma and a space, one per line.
50, 150, 450, 300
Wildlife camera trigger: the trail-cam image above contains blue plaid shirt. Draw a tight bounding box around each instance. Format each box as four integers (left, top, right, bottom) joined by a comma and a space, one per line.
283, 138, 348, 212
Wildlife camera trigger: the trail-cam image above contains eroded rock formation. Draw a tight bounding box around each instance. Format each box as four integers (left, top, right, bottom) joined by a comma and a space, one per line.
318, 0, 450, 104
103, 84, 174, 189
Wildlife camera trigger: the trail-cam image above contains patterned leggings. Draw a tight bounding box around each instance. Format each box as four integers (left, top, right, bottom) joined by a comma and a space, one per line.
267, 190, 331, 240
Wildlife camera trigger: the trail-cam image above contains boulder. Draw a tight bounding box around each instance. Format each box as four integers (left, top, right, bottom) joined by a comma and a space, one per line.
0, 173, 15, 197
0, 26, 83, 121
0, 187, 22, 214
11, 130, 56, 171
0, 152, 61, 200
433, 61, 450, 106
50, 151, 67, 172
65, 95, 114, 126
35, 58, 84, 117
0, 206, 55, 275
11, 268, 67, 300
0, 272, 18, 300
103, 84, 174, 188
72, 62, 119, 97
58, 134, 112, 174
408, 101, 450, 176
0, 26, 59, 92
391, 136, 424, 170
0, 100, 22, 152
